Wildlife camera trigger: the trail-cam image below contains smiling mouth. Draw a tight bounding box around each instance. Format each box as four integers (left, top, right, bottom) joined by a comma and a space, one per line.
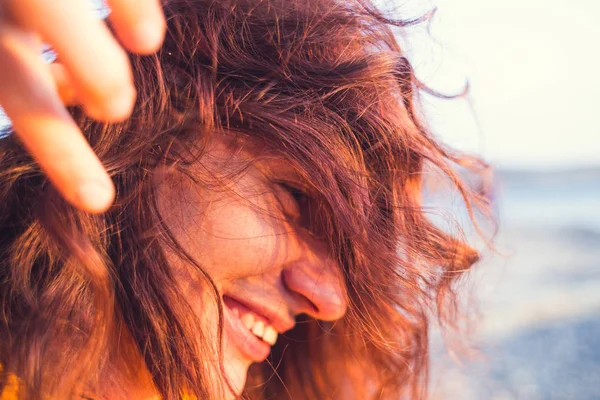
222, 295, 279, 362
226, 296, 279, 345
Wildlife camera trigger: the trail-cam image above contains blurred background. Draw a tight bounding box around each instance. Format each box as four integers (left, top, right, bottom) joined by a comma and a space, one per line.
393, 0, 600, 398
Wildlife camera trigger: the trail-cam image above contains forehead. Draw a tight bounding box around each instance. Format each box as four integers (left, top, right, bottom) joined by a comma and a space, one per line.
194, 134, 305, 184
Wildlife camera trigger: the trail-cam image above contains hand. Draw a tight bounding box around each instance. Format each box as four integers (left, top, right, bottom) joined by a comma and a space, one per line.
0, 0, 166, 213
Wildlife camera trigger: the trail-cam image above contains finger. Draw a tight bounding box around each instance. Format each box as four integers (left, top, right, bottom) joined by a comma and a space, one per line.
8, 0, 136, 122
0, 24, 115, 213
50, 63, 79, 106
0, 23, 75, 106
107, 0, 166, 54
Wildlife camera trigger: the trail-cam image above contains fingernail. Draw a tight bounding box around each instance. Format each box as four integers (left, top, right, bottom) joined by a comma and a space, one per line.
77, 179, 115, 213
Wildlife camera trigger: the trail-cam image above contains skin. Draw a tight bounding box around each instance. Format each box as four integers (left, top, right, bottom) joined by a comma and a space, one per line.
149, 137, 348, 398
0, 0, 166, 213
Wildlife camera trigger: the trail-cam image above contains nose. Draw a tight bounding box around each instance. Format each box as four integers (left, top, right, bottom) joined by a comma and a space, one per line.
281, 255, 347, 322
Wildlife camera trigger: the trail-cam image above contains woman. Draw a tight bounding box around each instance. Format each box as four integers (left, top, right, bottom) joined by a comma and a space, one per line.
0, 0, 486, 399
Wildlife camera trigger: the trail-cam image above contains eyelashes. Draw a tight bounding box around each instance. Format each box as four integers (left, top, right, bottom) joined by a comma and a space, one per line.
273, 180, 329, 237
280, 182, 309, 206
275, 182, 312, 223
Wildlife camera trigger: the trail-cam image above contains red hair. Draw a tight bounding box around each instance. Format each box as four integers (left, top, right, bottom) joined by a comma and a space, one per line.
0, 0, 489, 398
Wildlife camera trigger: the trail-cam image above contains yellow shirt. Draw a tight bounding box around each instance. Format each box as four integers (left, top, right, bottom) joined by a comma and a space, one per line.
0, 374, 18, 400
0, 372, 198, 399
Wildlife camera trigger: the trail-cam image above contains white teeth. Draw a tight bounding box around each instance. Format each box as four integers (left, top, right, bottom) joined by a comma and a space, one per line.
237, 311, 279, 345
262, 326, 278, 346
251, 320, 265, 338
240, 313, 255, 330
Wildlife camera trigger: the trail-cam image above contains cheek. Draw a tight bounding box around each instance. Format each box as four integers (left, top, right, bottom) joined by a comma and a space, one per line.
184, 197, 293, 283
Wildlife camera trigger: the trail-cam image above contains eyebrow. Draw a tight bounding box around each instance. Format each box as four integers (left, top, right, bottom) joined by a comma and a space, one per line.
257, 156, 308, 185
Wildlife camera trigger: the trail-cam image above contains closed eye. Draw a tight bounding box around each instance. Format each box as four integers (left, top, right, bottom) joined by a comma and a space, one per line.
281, 183, 308, 205
276, 182, 311, 224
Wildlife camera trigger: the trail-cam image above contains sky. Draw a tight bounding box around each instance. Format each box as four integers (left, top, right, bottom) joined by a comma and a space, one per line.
395, 0, 600, 169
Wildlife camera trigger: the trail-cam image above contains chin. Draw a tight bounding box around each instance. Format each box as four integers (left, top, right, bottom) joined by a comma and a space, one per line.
223, 348, 252, 398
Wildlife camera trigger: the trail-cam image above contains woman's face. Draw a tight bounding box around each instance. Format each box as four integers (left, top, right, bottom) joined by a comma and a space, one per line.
156, 136, 348, 397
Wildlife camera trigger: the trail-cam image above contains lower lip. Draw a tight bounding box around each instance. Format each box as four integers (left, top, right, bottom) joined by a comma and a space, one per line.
223, 298, 272, 363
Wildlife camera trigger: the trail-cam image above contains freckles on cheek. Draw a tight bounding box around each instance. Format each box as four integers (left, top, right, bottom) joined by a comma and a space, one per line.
199, 199, 287, 280
157, 163, 296, 284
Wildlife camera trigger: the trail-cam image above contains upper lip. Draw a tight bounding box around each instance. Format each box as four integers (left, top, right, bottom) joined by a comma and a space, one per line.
223, 293, 296, 334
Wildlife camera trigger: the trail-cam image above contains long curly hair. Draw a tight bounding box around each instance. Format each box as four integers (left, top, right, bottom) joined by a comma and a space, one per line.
0, 0, 489, 398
